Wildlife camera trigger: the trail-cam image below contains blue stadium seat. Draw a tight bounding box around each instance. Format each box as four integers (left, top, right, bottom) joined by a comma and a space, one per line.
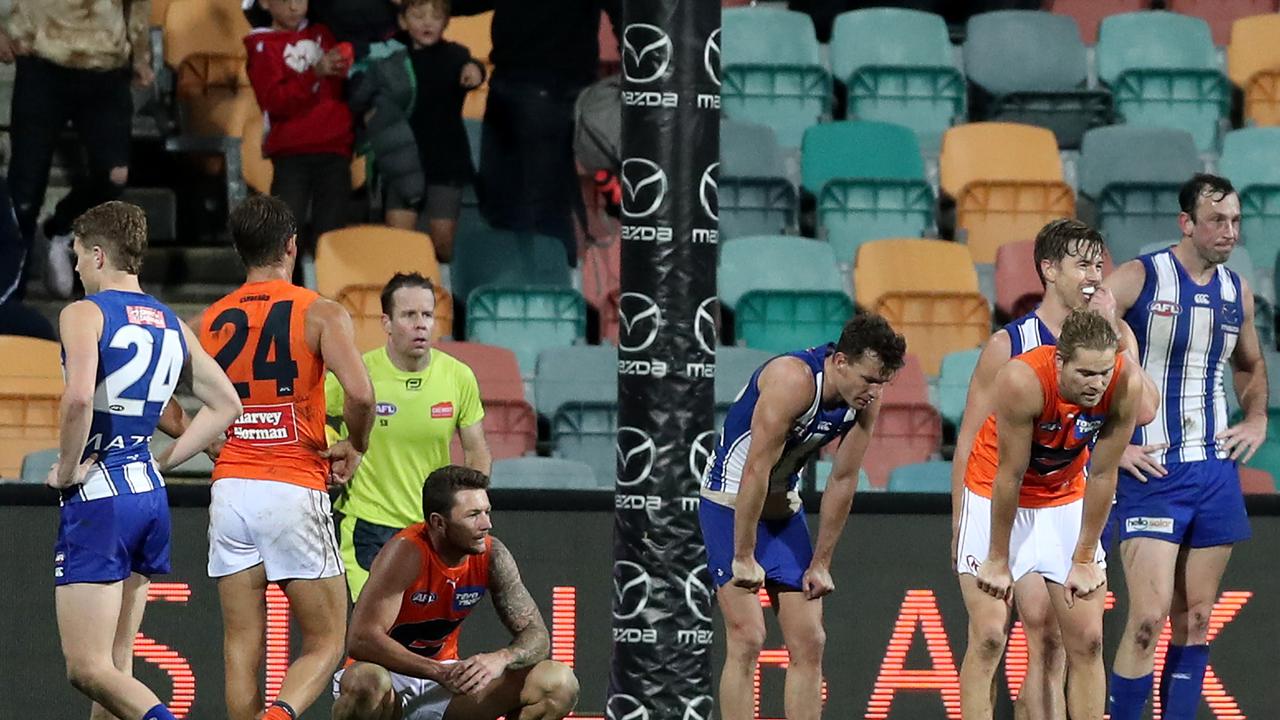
720, 119, 799, 239
489, 456, 600, 490
887, 460, 952, 493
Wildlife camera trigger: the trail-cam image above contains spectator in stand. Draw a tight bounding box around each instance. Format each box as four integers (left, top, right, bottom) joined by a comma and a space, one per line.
0, 173, 55, 339
0, 0, 153, 300
245, 0, 354, 281
452, 0, 620, 265
350, 0, 485, 262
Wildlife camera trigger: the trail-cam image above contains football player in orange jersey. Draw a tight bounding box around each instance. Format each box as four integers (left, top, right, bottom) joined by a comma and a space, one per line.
333, 466, 578, 720
958, 310, 1154, 720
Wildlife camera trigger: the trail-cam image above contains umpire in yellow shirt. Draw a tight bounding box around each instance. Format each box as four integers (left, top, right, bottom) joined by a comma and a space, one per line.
325, 272, 492, 601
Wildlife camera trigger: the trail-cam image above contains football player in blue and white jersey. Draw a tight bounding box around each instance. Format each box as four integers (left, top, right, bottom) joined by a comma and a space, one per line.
47, 201, 242, 720
1104, 174, 1269, 720
700, 313, 905, 720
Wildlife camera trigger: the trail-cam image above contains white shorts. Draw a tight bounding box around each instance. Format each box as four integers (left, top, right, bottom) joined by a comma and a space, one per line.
208, 478, 344, 581
332, 664, 455, 720
954, 488, 1105, 585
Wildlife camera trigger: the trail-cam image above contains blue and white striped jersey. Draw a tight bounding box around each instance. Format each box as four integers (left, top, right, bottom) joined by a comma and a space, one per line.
1004, 310, 1057, 355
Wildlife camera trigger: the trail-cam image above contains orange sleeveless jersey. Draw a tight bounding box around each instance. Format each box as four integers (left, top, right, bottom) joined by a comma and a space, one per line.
387, 525, 492, 661
965, 344, 1124, 508
199, 279, 330, 490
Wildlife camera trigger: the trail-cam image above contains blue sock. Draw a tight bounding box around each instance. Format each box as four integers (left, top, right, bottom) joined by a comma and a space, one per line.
1160, 644, 1210, 720
1108, 671, 1153, 720
141, 704, 177, 720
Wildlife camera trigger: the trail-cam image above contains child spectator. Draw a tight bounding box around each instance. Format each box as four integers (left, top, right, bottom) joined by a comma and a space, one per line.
245, 0, 354, 276
349, 0, 483, 262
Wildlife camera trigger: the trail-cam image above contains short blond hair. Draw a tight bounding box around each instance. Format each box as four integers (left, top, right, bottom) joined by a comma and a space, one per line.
72, 202, 149, 274
1057, 309, 1119, 363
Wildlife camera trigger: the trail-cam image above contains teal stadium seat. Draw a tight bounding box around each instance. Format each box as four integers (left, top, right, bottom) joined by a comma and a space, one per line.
720, 119, 798, 239
829, 8, 964, 149
812, 459, 875, 493
489, 457, 599, 490
452, 222, 573, 315
735, 290, 855, 355
1243, 408, 1280, 475
19, 448, 57, 484
550, 402, 617, 488
1096, 12, 1228, 152
722, 7, 831, 148
1079, 126, 1200, 263
1220, 127, 1280, 303
801, 121, 933, 265
887, 460, 952, 493
937, 347, 981, 430
465, 287, 586, 375
963, 10, 1111, 149
1046, 0, 1150, 46
533, 346, 617, 422
715, 346, 774, 428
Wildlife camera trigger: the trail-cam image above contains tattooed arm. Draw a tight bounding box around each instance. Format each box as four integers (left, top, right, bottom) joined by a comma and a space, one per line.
446, 537, 550, 696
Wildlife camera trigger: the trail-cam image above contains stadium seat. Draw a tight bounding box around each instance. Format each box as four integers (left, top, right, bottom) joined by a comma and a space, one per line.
1243, 408, 1280, 474
937, 347, 981, 429
1227, 15, 1280, 127
811, 459, 875, 493
939, 122, 1075, 264
801, 121, 934, 265
580, 234, 622, 344
240, 114, 367, 195
488, 457, 599, 491
963, 10, 1111, 149
828, 8, 964, 149
735, 290, 856, 355
994, 239, 1045, 319
1045, 0, 1150, 46
534, 346, 617, 422
551, 402, 618, 488
720, 120, 799, 239
1078, 126, 1199, 263
0, 336, 64, 479
19, 448, 57, 484
1220, 128, 1280, 289
856, 354, 942, 487
315, 226, 452, 349
1096, 12, 1227, 152
451, 223, 574, 312
887, 460, 952, 493
722, 7, 831, 147
443, 10, 492, 119
465, 287, 587, 375
1239, 466, 1277, 494
715, 346, 773, 427
434, 342, 535, 461
718, 236, 847, 310
163, 0, 257, 139
854, 238, 992, 375
1166, 0, 1278, 47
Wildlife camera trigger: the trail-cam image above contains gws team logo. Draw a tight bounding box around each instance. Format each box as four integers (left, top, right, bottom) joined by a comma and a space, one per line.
694, 297, 719, 355
689, 430, 716, 482
684, 564, 712, 622
704, 28, 721, 86
607, 694, 650, 720
618, 292, 662, 352
612, 561, 652, 620
621, 158, 668, 219
683, 694, 714, 720
622, 24, 672, 84
616, 426, 657, 487
699, 162, 719, 222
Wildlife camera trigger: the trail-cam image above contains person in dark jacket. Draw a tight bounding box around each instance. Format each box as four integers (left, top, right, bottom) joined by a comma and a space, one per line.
350, 0, 483, 261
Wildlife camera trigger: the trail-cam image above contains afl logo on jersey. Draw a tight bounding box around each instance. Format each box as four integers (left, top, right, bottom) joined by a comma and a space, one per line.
411, 591, 437, 605
376, 402, 397, 416
1147, 300, 1182, 316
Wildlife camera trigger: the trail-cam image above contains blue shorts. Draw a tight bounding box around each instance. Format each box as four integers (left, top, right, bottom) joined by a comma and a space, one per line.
699, 498, 812, 591
54, 490, 172, 586
1114, 457, 1250, 548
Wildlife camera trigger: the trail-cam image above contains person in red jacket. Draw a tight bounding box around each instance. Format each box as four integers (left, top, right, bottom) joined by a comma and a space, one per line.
245, 0, 354, 279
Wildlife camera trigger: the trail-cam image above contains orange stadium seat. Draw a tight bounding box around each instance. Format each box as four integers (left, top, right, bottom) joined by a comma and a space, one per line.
1239, 466, 1277, 494
164, 0, 257, 139
1167, 0, 1278, 47
0, 337, 65, 479
436, 341, 536, 461
854, 238, 991, 375
940, 123, 1075, 264
444, 11, 493, 120
151, 0, 172, 26
1045, 0, 1150, 46
1228, 14, 1280, 127
315, 226, 453, 349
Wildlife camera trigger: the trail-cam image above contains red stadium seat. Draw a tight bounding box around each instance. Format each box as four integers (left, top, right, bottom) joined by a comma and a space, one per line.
995, 240, 1043, 319
1045, 0, 1151, 46
1239, 467, 1277, 494
433, 342, 525, 403
450, 400, 537, 462
1167, 0, 1279, 46
436, 341, 536, 461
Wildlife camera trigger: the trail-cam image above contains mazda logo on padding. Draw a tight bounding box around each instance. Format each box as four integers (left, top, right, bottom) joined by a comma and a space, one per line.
612, 561, 652, 620
699, 162, 719, 222
694, 296, 718, 355
689, 430, 716, 483
616, 426, 657, 487
684, 563, 712, 622
618, 292, 662, 352
704, 28, 721, 87
607, 694, 650, 720
683, 694, 714, 720
622, 23, 673, 84
621, 158, 668, 219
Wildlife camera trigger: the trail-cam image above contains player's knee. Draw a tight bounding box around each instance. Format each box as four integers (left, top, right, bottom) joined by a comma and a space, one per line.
64, 656, 112, 696
969, 623, 1007, 663
1131, 615, 1165, 652
340, 663, 396, 714
1184, 604, 1212, 642
723, 618, 766, 660
108, 166, 128, 187
788, 624, 826, 668
1067, 627, 1104, 663
527, 661, 579, 717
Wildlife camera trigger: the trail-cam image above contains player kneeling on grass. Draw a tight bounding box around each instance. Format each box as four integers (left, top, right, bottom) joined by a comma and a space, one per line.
333, 465, 578, 720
